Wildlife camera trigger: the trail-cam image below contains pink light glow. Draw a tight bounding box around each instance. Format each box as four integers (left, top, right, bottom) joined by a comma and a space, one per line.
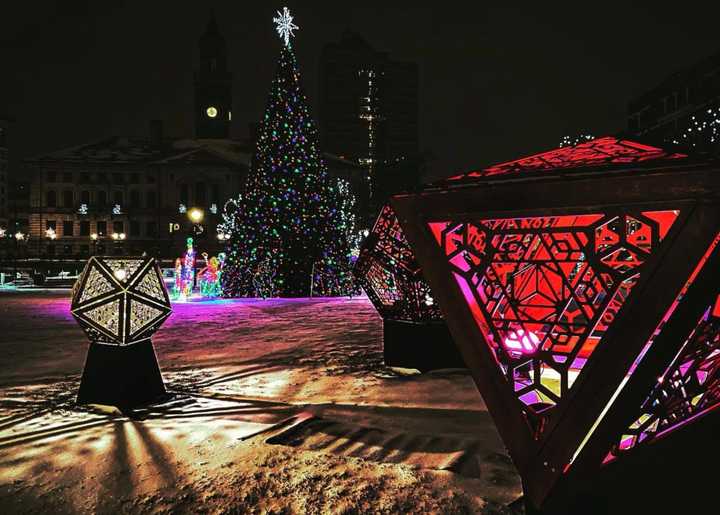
503, 329, 540, 354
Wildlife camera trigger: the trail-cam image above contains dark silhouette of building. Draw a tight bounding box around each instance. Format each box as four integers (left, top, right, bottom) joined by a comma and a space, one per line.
194, 13, 233, 139
21, 130, 250, 263
319, 31, 419, 212
628, 50, 720, 151
0, 117, 9, 232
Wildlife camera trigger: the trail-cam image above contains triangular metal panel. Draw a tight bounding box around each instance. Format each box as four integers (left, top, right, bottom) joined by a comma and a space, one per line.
391, 164, 720, 510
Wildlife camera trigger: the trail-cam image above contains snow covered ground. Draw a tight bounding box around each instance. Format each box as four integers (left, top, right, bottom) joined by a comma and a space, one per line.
0, 290, 522, 514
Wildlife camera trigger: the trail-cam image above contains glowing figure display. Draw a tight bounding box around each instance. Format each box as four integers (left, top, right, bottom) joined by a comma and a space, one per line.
182, 237, 196, 298
198, 252, 225, 298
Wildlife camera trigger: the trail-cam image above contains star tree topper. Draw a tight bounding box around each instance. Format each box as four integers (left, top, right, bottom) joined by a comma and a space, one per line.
273, 6, 298, 47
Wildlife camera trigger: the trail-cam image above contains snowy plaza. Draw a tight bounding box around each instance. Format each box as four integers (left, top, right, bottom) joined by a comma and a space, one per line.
0, 290, 520, 514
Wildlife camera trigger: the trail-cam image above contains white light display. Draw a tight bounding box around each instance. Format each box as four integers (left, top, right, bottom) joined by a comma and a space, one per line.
71, 256, 171, 346
273, 6, 298, 47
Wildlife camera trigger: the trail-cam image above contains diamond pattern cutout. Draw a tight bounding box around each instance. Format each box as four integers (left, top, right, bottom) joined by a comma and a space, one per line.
129, 301, 165, 337
79, 265, 115, 304
83, 298, 121, 337
135, 268, 166, 303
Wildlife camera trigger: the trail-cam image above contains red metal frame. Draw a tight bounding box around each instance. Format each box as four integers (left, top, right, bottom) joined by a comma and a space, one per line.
354, 204, 441, 323
390, 137, 720, 513
447, 136, 686, 181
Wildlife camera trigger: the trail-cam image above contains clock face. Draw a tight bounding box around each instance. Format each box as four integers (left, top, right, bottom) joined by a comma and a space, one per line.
206, 106, 218, 118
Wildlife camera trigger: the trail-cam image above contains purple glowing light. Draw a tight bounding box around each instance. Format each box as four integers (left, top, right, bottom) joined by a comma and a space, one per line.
504, 329, 540, 354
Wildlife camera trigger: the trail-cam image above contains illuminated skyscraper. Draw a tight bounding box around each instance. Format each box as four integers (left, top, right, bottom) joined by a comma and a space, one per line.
319, 32, 419, 181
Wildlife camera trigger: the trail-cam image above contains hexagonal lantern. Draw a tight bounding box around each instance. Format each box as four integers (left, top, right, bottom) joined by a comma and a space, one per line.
354, 204, 464, 371
71, 256, 171, 408
390, 137, 720, 513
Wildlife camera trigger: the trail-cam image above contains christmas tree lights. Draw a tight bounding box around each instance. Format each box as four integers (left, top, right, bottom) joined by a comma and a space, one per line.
221, 8, 356, 297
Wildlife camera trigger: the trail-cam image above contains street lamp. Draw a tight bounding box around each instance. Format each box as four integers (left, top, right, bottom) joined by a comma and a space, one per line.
45, 228, 57, 240
13, 231, 26, 283
111, 232, 126, 241
217, 232, 230, 241
188, 208, 204, 224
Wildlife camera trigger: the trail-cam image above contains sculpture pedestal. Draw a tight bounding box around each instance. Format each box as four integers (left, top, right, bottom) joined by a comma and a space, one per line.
77, 338, 166, 408
383, 319, 465, 372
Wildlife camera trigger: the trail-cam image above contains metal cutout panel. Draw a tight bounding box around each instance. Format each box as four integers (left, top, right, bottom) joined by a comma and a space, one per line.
71, 256, 172, 346
391, 157, 720, 511
354, 205, 441, 322
428, 211, 678, 433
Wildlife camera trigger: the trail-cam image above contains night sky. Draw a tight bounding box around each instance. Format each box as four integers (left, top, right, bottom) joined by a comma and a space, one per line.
2, 1, 719, 181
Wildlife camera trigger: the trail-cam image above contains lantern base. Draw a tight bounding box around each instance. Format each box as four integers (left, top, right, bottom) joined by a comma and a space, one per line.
383, 319, 465, 372
77, 339, 166, 409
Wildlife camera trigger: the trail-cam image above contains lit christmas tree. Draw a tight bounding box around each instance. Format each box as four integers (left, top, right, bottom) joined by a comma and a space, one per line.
221, 8, 356, 297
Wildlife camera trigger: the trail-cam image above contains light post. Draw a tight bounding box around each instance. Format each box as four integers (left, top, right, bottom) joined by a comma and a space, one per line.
13, 231, 25, 283
188, 208, 204, 225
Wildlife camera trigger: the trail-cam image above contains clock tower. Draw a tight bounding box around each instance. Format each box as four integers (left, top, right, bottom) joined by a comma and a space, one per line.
194, 14, 232, 139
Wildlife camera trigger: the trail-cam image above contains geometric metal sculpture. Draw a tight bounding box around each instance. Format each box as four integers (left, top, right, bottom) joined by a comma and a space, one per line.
71, 256, 171, 408
391, 136, 720, 513
354, 204, 464, 371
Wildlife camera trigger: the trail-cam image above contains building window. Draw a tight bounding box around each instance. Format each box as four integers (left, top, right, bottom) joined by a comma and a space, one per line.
146, 221, 157, 237
113, 191, 123, 205
80, 245, 89, 256
46, 220, 56, 231
112, 173, 124, 185
195, 182, 206, 204
113, 221, 124, 234
46, 190, 57, 207
80, 220, 90, 236
80, 190, 91, 204
63, 172, 72, 183
130, 220, 140, 236
96, 220, 107, 236
63, 221, 74, 237
47, 171, 56, 182
62, 190, 73, 208
46, 244, 55, 256
180, 184, 189, 204
130, 190, 140, 207
97, 190, 108, 206
211, 184, 220, 204
63, 244, 73, 255
96, 243, 106, 254
146, 190, 157, 208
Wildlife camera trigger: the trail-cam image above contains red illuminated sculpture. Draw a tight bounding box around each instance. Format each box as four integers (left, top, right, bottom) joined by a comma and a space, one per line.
354, 204, 464, 371
390, 136, 720, 513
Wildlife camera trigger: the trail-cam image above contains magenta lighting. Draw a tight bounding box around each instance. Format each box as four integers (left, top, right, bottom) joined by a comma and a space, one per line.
389, 136, 720, 514
71, 256, 171, 408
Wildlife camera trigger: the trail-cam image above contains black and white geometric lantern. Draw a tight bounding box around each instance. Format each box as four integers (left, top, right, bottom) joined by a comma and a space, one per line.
71, 256, 171, 408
